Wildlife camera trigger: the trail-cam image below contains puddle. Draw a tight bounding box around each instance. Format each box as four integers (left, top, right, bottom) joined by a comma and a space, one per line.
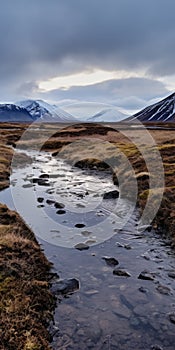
0, 150, 175, 349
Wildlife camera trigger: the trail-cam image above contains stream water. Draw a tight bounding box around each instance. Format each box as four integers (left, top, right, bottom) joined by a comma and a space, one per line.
0, 151, 175, 350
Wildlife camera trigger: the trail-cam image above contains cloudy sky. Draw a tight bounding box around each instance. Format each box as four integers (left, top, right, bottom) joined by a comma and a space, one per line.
0, 0, 175, 116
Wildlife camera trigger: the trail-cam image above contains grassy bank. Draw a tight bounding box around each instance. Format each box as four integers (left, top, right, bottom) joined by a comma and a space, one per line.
0, 204, 55, 349
0, 126, 55, 350
39, 122, 175, 245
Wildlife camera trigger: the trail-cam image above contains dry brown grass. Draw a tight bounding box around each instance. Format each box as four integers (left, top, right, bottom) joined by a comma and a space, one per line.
42, 122, 175, 244
0, 126, 55, 350
0, 204, 55, 350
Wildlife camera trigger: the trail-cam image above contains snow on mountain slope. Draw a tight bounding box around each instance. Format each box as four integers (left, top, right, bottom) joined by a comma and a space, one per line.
0, 104, 33, 122
88, 108, 127, 122
126, 93, 175, 122
17, 99, 76, 122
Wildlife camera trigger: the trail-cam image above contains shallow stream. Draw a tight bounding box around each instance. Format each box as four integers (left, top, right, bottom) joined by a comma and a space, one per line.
0, 151, 175, 350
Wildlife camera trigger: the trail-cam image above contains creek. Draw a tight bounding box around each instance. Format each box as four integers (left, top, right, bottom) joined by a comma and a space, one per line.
0, 151, 175, 350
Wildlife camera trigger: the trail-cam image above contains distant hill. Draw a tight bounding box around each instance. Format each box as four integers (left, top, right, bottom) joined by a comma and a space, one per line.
126, 93, 175, 123
88, 108, 127, 122
0, 99, 76, 123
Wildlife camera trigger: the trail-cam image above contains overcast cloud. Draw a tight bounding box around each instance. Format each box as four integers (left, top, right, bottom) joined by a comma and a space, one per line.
0, 0, 175, 112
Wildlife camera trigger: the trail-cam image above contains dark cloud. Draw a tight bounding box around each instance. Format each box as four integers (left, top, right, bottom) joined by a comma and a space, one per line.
38, 77, 169, 107
0, 0, 174, 104
16, 81, 39, 97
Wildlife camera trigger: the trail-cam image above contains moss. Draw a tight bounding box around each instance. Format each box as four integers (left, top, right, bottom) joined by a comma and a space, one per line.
139, 189, 150, 200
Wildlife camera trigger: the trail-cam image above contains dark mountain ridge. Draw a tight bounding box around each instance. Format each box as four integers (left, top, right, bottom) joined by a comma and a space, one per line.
0, 104, 33, 122
126, 93, 175, 123
0, 100, 75, 123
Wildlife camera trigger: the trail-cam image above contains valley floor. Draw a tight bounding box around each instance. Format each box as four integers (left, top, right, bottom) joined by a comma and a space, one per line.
0, 121, 175, 349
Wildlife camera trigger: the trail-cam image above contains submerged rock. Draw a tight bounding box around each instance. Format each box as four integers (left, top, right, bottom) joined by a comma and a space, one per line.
124, 244, 132, 250
81, 231, 92, 237
31, 177, 40, 183
138, 270, 155, 281
168, 270, 175, 279
138, 286, 149, 293
54, 202, 65, 209
38, 179, 50, 186
76, 193, 84, 199
37, 197, 44, 203
156, 284, 172, 295
75, 223, 86, 228
46, 199, 55, 205
168, 312, 175, 324
52, 151, 58, 157
74, 243, 89, 251
85, 239, 97, 245
75, 159, 110, 170
22, 183, 34, 188
102, 256, 119, 267
76, 203, 86, 208
39, 173, 49, 179
56, 209, 66, 215
103, 190, 119, 200
113, 269, 131, 277
46, 188, 55, 194
51, 278, 79, 295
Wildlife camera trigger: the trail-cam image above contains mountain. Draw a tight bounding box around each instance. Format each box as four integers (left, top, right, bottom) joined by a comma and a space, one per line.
88, 108, 127, 122
16, 99, 76, 122
0, 104, 33, 122
126, 93, 175, 123
0, 99, 76, 123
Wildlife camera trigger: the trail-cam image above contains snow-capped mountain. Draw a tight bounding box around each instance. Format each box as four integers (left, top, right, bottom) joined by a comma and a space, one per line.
0, 104, 33, 122
16, 99, 76, 122
126, 93, 175, 122
88, 108, 127, 122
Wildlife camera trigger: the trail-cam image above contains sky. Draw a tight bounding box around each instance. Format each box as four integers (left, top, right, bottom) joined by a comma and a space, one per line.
0, 0, 175, 117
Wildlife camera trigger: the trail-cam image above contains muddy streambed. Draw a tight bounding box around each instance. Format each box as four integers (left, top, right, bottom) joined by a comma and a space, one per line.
0, 151, 175, 350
